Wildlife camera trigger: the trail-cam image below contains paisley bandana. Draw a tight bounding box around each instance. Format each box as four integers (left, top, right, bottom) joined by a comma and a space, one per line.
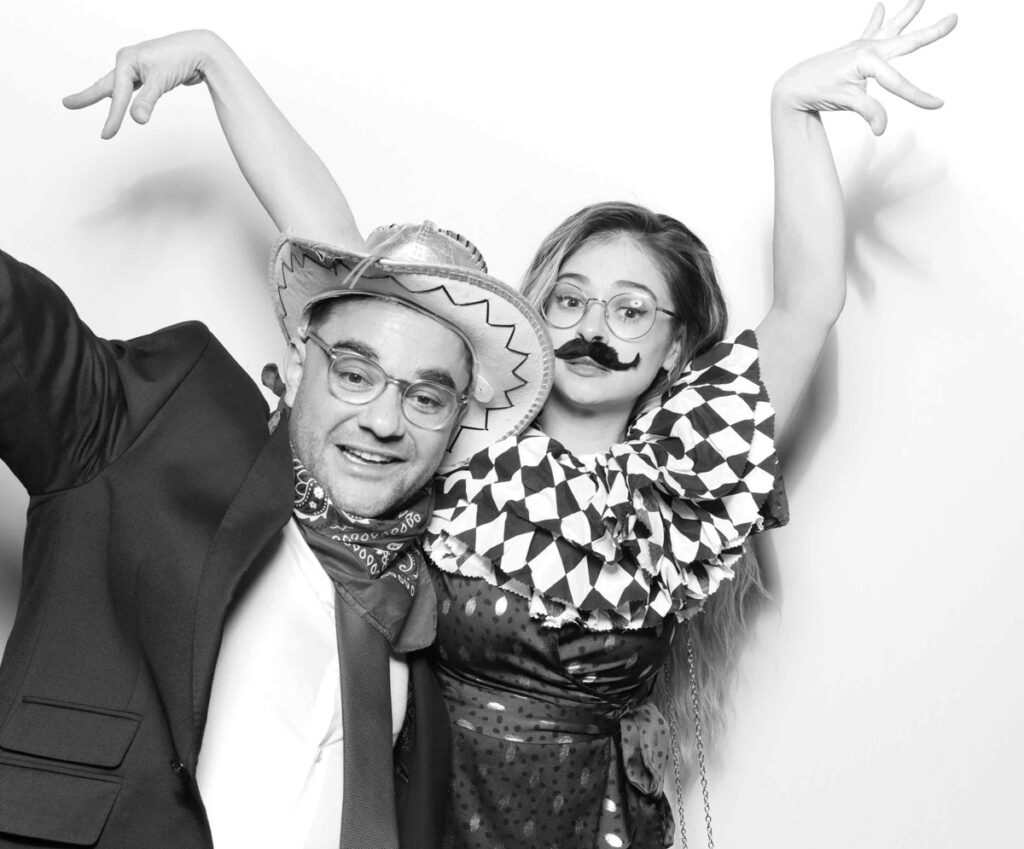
292, 455, 437, 652
426, 330, 788, 631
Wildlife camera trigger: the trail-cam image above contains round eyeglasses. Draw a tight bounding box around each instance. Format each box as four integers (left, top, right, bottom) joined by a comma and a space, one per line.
541, 282, 679, 341
303, 331, 468, 430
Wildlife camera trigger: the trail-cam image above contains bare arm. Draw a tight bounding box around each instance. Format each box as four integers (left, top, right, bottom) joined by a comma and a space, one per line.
757, 0, 957, 440
63, 30, 363, 249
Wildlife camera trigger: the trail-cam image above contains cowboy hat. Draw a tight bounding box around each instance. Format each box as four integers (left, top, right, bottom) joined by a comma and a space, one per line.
269, 221, 553, 471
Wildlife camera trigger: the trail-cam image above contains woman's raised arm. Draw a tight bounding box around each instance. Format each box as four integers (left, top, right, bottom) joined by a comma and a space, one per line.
756, 0, 956, 441
63, 30, 363, 250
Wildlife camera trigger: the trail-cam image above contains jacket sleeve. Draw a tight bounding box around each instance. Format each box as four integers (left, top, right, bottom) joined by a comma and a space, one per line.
0, 249, 211, 495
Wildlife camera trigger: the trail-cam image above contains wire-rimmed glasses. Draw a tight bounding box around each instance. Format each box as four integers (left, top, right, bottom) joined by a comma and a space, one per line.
542, 282, 678, 340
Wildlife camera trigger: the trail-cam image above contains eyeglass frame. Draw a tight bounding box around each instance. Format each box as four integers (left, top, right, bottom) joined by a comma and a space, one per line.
541, 283, 680, 341
301, 330, 469, 431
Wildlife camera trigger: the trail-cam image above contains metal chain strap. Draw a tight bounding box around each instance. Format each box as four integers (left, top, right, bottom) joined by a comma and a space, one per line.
664, 666, 689, 849
664, 620, 716, 849
685, 621, 715, 849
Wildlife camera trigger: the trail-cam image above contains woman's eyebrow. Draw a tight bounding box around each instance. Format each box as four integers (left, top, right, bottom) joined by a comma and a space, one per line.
612, 279, 659, 298
556, 272, 659, 299
555, 271, 588, 285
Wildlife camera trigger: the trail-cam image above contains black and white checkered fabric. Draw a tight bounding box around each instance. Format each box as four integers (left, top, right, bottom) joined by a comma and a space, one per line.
426, 330, 788, 631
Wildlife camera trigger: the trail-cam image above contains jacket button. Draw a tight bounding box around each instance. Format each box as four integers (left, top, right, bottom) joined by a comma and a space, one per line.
170, 759, 186, 776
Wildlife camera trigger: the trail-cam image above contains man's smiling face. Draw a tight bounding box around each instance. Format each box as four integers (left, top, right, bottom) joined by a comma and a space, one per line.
284, 297, 471, 517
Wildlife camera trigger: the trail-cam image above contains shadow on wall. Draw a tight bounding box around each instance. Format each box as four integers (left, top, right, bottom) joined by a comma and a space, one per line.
773, 131, 952, 498
78, 163, 231, 230
740, 131, 952, 610
842, 130, 951, 300
73, 161, 275, 298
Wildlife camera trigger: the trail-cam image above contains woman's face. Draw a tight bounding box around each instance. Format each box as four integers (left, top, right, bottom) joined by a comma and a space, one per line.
544, 235, 681, 416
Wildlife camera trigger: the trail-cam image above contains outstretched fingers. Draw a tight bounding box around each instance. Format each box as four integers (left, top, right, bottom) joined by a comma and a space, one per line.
62, 71, 115, 110
885, 12, 958, 59
861, 3, 886, 38
878, 0, 927, 36
869, 54, 944, 108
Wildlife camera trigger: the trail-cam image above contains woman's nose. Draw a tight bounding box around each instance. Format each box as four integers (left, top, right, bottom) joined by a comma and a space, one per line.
576, 299, 607, 340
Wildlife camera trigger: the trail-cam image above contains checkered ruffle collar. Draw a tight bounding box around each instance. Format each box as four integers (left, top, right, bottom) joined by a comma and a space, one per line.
425, 330, 787, 631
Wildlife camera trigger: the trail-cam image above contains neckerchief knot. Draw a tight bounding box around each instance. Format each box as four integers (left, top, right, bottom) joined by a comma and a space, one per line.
291, 454, 437, 652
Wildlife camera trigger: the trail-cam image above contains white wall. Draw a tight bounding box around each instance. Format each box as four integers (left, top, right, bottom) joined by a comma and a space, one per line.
1, 2, 1020, 846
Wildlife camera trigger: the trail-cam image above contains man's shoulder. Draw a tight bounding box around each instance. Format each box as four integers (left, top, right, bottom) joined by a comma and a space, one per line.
122, 319, 214, 359
115, 320, 246, 389
111, 319, 269, 439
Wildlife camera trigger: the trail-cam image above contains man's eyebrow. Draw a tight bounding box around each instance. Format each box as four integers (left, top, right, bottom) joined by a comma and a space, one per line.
416, 369, 459, 392
330, 340, 462, 392
331, 340, 379, 360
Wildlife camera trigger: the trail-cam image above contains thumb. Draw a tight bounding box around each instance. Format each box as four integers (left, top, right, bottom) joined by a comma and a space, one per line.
129, 79, 165, 124
849, 92, 889, 136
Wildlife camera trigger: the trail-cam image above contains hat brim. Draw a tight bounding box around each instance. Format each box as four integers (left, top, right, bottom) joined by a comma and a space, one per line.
269, 235, 553, 472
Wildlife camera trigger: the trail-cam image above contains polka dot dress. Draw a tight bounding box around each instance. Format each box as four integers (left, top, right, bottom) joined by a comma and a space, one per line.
431, 571, 676, 849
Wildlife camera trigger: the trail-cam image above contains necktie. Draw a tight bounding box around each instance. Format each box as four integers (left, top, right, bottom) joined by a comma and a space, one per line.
291, 455, 436, 848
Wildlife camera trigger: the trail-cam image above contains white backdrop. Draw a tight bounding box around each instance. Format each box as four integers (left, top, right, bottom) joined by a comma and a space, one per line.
1, 1, 1021, 847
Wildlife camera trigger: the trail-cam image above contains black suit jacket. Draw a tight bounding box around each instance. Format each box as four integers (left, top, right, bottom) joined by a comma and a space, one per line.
0, 250, 449, 847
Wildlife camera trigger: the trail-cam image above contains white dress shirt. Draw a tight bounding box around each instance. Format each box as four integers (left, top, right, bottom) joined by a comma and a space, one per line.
196, 519, 409, 849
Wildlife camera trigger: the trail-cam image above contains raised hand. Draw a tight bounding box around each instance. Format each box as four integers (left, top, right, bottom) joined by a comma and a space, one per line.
773, 0, 958, 135
62, 30, 220, 139
62, 29, 362, 246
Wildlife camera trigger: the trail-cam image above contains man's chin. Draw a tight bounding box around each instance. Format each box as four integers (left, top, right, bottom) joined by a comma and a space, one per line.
329, 488, 399, 520
316, 452, 435, 519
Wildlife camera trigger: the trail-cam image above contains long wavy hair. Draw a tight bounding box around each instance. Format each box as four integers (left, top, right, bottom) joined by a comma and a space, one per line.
522, 201, 766, 770
670, 544, 770, 781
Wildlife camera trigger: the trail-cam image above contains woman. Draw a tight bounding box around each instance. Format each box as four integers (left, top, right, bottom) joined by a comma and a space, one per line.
65, 3, 956, 845
423, 201, 782, 847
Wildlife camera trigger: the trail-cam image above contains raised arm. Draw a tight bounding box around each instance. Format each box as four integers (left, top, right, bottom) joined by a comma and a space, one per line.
756, 0, 956, 441
63, 30, 364, 249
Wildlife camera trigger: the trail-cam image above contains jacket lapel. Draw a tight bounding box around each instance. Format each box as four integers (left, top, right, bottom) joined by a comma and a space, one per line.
184, 420, 294, 767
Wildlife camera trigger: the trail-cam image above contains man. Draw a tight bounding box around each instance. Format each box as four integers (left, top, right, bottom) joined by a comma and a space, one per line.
0, 222, 552, 848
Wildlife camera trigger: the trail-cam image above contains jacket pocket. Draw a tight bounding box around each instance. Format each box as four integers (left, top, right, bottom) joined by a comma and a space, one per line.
0, 695, 140, 768
0, 756, 121, 845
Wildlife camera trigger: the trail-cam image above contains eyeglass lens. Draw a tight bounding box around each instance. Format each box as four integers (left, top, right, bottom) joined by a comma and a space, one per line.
543, 283, 658, 340
328, 354, 460, 429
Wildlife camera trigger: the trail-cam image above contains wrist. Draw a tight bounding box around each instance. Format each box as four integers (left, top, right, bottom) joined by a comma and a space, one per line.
188, 30, 235, 81
771, 84, 823, 136
771, 74, 808, 114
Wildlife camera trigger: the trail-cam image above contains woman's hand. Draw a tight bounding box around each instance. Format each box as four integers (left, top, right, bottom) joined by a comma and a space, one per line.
62, 30, 225, 139
758, 0, 957, 442
773, 0, 958, 135
62, 29, 362, 246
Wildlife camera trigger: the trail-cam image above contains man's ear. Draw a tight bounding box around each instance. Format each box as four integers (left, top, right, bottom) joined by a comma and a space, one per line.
445, 403, 471, 451
282, 338, 306, 406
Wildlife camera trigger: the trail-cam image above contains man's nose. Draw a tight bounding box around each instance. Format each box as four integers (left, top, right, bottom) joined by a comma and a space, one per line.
356, 383, 405, 438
